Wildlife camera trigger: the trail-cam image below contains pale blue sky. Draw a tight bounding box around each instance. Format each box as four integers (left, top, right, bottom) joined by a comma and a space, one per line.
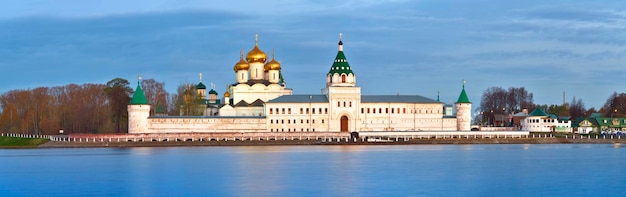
1, 0, 626, 111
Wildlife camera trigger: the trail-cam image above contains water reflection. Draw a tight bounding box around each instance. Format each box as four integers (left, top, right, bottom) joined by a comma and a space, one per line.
3, 144, 626, 196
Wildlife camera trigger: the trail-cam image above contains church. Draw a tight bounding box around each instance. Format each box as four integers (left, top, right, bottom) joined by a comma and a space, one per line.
128, 34, 472, 133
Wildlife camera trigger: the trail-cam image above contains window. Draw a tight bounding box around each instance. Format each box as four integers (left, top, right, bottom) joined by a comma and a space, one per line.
313, 120, 315, 124
349, 101, 352, 107
300, 108, 303, 114
281, 120, 284, 124
301, 119, 304, 123
403, 108, 406, 113
379, 108, 382, 113
342, 75, 346, 83
391, 108, 394, 113
367, 108, 370, 113
270, 120, 273, 124
337, 102, 340, 107
343, 102, 346, 107
288, 120, 291, 124
322, 119, 325, 124
270, 108, 273, 114
282, 108, 285, 114
361, 108, 364, 113
386, 108, 389, 113
288, 108, 291, 114
325, 108, 328, 114
306, 108, 309, 114
312, 108, 316, 114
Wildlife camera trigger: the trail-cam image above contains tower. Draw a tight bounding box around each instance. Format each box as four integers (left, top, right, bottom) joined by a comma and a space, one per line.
128, 77, 151, 134
323, 33, 361, 132
455, 80, 472, 131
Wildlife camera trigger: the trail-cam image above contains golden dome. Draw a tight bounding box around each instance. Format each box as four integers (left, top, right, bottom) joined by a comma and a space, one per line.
233, 50, 249, 72
245, 34, 267, 63
224, 91, 231, 98
264, 49, 281, 71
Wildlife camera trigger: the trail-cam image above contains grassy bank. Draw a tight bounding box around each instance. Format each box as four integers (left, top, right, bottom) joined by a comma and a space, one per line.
0, 136, 50, 148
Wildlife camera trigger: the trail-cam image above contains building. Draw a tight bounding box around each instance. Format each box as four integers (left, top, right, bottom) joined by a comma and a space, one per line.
521, 108, 572, 132
128, 34, 472, 133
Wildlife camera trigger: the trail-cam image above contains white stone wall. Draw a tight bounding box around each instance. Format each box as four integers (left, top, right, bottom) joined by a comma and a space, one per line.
148, 117, 267, 133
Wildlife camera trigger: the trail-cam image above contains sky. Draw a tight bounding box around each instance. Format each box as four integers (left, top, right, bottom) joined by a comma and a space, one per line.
1, 0, 626, 111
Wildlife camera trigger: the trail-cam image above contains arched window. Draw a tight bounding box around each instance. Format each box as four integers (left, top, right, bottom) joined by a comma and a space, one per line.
341, 74, 346, 83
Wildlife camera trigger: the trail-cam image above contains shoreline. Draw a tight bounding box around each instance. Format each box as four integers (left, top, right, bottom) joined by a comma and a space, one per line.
37, 138, 626, 148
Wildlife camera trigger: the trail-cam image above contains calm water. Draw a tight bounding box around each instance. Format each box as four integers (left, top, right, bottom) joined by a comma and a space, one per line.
1, 144, 625, 197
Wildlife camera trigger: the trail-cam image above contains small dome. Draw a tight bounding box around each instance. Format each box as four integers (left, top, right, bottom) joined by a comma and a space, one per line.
209, 89, 218, 95
196, 82, 206, 89
264, 59, 281, 71
233, 57, 249, 72
224, 91, 231, 98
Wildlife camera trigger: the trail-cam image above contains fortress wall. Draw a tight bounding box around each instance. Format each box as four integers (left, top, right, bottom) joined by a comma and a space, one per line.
146, 117, 267, 133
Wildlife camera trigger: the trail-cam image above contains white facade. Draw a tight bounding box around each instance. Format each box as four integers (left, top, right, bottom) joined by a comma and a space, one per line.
521, 108, 572, 133
128, 34, 472, 133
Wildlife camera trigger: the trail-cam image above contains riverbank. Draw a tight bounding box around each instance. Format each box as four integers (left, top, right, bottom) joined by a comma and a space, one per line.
37, 137, 626, 148
0, 136, 50, 148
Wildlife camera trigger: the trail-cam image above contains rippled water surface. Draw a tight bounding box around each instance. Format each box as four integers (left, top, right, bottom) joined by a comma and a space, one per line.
1, 144, 625, 196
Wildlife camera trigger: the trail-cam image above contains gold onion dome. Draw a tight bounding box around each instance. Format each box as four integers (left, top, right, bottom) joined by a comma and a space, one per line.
246, 34, 267, 63
264, 49, 281, 71
233, 50, 249, 72
224, 91, 231, 98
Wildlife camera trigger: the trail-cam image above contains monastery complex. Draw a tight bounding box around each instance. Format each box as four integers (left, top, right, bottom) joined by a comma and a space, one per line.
127, 34, 472, 134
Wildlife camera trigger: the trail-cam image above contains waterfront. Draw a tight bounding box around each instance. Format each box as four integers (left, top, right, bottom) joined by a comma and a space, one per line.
1, 144, 625, 196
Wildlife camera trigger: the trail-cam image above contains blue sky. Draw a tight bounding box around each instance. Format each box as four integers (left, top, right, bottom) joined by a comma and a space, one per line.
1, 0, 626, 111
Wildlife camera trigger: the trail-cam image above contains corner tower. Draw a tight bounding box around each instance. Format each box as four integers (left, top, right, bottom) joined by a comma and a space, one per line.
128, 77, 151, 134
326, 33, 356, 87
455, 80, 472, 131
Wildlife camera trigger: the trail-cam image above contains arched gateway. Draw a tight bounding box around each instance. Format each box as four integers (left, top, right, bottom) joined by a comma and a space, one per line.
340, 116, 349, 132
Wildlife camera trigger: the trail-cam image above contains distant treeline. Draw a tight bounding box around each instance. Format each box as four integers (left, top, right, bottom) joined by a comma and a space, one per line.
0, 78, 170, 135
477, 86, 626, 124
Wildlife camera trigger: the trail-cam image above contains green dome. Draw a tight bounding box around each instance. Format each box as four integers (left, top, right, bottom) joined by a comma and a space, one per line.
196, 82, 206, 89
209, 89, 218, 95
130, 82, 149, 105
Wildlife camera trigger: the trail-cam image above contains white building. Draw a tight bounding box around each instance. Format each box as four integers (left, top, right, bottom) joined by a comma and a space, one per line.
521, 108, 572, 132
128, 34, 472, 133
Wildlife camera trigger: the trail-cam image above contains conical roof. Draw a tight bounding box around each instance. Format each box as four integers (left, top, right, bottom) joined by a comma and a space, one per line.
456, 82, 470, 103
328, 35, 353, 75
130, 82, 149, 105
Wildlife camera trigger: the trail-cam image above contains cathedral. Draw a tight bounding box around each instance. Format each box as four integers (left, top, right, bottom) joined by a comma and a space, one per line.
128, 34, 472, 133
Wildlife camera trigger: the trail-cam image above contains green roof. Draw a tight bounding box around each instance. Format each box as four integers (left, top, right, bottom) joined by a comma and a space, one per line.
528, 108, 548, 116
130, 82, 149, 105
328, 51, 354, 75
456, 85, 470, 103
209, 89, 218, 95
196, 82, 206, 89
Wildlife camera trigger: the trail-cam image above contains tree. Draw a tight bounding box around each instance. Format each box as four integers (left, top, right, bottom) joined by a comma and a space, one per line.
602, 92, 626, 118
141, 78, 169, 115
479, 86, 534, 125
104, 78, 132, 133
569, 97, 586, 120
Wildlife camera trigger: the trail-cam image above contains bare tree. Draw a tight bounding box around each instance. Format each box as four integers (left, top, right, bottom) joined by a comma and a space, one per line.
602, 92, 626, 118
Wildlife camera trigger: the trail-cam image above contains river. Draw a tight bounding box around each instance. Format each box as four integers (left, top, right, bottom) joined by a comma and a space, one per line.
1, 144, 625, 196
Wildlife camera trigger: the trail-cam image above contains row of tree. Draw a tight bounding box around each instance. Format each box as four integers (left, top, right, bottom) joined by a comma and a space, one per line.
478, 86, 626, 125
0, 78, 170, 135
